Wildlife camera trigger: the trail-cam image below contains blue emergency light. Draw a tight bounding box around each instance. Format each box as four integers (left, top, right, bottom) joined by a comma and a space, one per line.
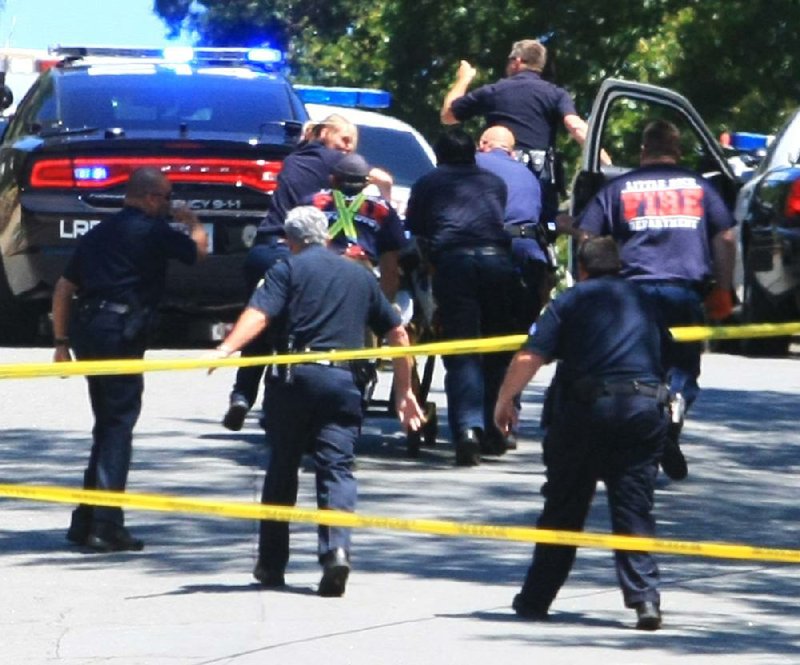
294, 85, 392, 109
731, 132, 771, 152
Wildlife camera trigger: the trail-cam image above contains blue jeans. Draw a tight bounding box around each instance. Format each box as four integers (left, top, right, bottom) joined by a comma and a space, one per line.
432, 250, 517, 440
231, 238, 290, 407
637, 283, 704, 409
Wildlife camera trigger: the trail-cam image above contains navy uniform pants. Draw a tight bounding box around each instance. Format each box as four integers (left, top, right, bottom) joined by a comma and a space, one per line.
432, 250, 518, 441
71, 307, 146, 532
517, 393, 667, 610
637, 282, 704, 409
257, 364, 363, 571
230, 238, 290, 407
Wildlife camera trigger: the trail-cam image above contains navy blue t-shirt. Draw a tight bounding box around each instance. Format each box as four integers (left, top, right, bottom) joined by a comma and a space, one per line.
302, 189, 406, 263
63, 206, 197, 307
249, 244, 401, 350
576, 164, 736, 283
525, 276, 664, 384
257, 141, 345, 237
405, 164, 509, 257
476, 149, 544, 262
451, 71, 577, 151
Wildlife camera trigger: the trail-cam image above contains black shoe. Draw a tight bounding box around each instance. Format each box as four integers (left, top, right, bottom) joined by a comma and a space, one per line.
634, 601, 662, 631
253, 561, 285, 588
85, 526, 144, 553
504, 433, 518, 451
223, 394, 250, 432
660, 438, 688, 481
66, 506, 93, 546
481, 431, 511, 456
455, 428, 482, 467
318, 548, 350, 597
512, 593, 549, 621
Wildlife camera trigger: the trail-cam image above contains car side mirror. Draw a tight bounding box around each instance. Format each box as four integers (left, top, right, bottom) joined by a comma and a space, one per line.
0, 85, 12, 111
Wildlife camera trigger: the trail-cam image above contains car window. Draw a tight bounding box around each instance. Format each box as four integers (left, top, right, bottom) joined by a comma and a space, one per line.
4, 74, 56, 141
355, 126, 434, 187
599, 97, 715, 175
54, 70, 300, 134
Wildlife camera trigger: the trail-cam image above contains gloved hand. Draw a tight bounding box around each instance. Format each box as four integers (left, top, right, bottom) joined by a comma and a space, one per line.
704, 286, 734, 321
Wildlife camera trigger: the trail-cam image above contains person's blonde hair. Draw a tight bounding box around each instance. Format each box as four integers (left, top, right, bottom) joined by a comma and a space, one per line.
302, 113, 358, 149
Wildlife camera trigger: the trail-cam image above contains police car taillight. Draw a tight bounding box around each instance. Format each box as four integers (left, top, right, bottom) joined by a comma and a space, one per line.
785, 180, 800, 219
30, 157, 283, 192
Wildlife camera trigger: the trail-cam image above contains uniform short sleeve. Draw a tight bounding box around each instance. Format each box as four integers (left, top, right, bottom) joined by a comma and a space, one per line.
249, 259, 290, 319
576, 190, 614, 236
523, 297, 564, 360
367, 277, 402, 337
555, 87, 578, 118
450, 84, 493, 121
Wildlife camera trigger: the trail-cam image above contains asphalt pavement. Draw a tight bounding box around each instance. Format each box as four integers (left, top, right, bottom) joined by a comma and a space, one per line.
2, 346, 800, 664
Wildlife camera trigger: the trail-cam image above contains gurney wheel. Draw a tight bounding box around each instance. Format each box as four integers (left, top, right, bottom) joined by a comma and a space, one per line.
421, 402, 437, 448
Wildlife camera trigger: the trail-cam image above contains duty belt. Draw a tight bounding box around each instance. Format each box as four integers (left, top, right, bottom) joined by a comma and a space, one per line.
303, 359, 353, 370
80, 299, 131, 315
441, 245, 508, 257
504, 222, 541, 239
572, 378, 670, 404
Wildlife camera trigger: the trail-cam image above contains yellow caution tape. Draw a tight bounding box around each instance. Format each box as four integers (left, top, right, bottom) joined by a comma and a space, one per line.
1, 483, 798, 564
0, 335, 527, 380
671, 321, 800, 342
2, 321, 800, 380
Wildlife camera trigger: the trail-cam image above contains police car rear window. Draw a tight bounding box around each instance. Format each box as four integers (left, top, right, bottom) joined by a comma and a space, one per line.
56, 70, 298, 134
355, 126, 435, 187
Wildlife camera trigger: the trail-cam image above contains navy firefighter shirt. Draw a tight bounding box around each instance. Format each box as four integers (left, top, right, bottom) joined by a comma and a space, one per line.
405, 163, 509, 258
257, 141, 345, 237
525, 276, 665, 385
451, 70, 577, 151
63, 206, 198, 308
249, 244, 401, 351
576, 164, 736, 284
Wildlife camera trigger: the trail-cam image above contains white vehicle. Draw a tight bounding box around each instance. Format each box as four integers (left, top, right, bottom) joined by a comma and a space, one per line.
300, 92, 436, 217
0, 47, 56, 114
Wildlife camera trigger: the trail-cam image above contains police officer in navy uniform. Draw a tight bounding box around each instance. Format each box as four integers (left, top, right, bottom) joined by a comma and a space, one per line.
406, 128, 518, 465
51, 167, 208, 552
441, 39, 607, 224
476, 126, 550, 326
212, 206, 424, 596
570, 119, 736, 480
494, 237, 668, 631
305, 152, 407, 301
222, 114, 358, 431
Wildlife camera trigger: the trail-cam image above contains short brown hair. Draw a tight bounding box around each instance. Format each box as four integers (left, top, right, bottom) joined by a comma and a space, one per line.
577, 236, 621, 278
641, 120, 681, 160
508, 40, 547, 72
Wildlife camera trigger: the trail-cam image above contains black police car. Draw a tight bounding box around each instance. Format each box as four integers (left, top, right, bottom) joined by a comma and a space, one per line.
734, 111, 800, 355
0, 46, 307, 343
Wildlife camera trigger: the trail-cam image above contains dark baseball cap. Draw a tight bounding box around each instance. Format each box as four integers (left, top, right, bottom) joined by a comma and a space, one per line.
332, 153, 370, 179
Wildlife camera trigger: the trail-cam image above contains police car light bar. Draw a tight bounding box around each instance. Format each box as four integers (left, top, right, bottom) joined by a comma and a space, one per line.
730, 132, 772, 152
294, 85, 392, 109
49, 46, 284, 67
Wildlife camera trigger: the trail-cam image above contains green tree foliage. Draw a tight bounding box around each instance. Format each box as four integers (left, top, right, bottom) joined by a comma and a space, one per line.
153, 0, 800, 142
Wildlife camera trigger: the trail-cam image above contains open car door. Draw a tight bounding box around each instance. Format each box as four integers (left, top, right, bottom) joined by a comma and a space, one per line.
571, 78, 739, 217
